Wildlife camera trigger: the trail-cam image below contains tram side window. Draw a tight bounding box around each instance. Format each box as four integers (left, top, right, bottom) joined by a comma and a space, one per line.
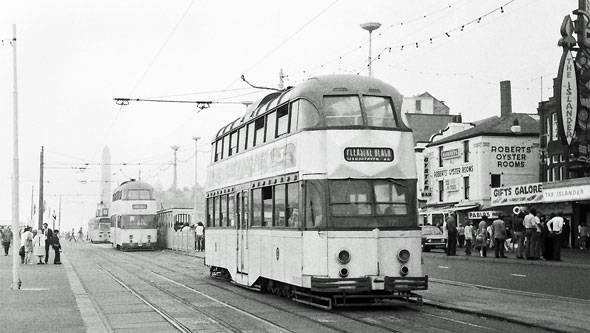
305, 180, 325, 228
254, 117, 265, 146
364, 96, 397, 127
275, 184, 286, 227
229, 131, 238, 156
374, 180, 407, 215
251, 188, 262, 226
207, 198, 214, 227
228, 195, 235, 227
262, 186, 273, 226
276, 105, 289, 137
238, 125, 248, 152
214, 140, 222, 162
220, 195, 228, 227
266, 111, 277, 142
286, 182, 299, 227
247, 122, 256, 150
290, 99, 319, 131
222, 136, 229, 160
324, 96, 362, 126
214, 196, 222, 227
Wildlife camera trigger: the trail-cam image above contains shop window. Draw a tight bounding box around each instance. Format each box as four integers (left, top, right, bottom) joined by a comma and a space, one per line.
491, 174, 501, 188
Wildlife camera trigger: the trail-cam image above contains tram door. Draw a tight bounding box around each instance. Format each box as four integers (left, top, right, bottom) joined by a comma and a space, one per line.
236, 191, 249, 275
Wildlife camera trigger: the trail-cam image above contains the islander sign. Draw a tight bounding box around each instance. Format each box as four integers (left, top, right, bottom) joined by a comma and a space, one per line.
557, 15, 578, 146
490, 182, 544, 206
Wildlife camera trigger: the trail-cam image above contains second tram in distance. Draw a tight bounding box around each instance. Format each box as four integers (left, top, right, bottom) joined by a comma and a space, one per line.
110, 180, 158, 251
205, 74, 427, 308
88, 202, 111, 243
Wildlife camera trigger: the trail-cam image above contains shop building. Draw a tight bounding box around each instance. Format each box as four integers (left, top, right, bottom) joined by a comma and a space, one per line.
419, 81, 540, 225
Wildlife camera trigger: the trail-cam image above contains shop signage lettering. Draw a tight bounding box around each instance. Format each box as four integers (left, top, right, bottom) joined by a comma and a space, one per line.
441, 148, 459, 159
558, 50, 578, 145
433, 164, 473, 178
491, 145, 532, 168
344, 147, 394, 162
490, 182, 543, 206
543, 184, 590, 202
444, 178, 459, 192
468, 211, 500, 219
132, 204, 147, 209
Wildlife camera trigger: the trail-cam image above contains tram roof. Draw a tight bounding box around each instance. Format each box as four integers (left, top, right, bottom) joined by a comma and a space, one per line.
115, 180, 154, 191
215, 74, 403, 140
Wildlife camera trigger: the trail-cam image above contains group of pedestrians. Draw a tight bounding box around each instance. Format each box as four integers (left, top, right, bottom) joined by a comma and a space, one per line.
443, 209, 571, 260
16, 223, 62, 265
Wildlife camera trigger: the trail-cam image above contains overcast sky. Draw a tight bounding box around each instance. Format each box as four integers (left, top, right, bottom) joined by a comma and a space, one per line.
0, 0, 577, 230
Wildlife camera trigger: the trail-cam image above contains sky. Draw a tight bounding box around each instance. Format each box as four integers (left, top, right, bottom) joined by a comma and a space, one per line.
0, 0, 578, 231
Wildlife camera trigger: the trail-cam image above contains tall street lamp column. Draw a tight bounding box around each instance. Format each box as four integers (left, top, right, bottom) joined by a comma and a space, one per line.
360, 22, 381, 77
192, 137, 200, 224
171, 145, 180, 191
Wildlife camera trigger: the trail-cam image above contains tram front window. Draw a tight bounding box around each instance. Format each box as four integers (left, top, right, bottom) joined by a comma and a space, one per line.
330, 180, 372, 216
365, 96, 397, 128
121, 215, 156, 229
324, 96, 362, 126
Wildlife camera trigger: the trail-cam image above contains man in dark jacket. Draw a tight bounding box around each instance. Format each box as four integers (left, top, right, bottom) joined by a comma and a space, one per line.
43, 223, 53, 264
52, 229, 62, 264
446, 213, 458, 256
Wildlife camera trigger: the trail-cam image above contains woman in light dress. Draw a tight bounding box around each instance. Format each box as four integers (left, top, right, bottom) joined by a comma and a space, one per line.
32, 230, 46, 264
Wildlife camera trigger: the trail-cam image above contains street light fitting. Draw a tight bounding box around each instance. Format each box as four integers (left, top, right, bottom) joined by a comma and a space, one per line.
360, 22, 381, 33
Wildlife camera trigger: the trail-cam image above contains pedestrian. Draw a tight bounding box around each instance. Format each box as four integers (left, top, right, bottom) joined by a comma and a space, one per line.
195, 222, 205, 251
561, 219, 571, 248
513, 211, 526, 259
477, 215, 489, 257
578, 222, 589, 249
42, 223, 53, 264
445, 214, 457, 256
23, 227, 34, 264
442, 218, 448, 254
464, 221, 474, 255
492, 213, 507, 258
78, 227, 84, 242
32, 230, 46, 264
457, 223, 465, 248
70, 228, 76, 242
539, 215, 552, 260
1, 226, 13, 256
524, 208, 540, 260
546, 212, 564, 261
52, 229, 62, 264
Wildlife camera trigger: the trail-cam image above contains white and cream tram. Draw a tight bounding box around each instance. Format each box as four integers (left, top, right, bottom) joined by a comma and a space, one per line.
110, 180, 158, 251
205, 74, 427, 308
88, 202, 111, 243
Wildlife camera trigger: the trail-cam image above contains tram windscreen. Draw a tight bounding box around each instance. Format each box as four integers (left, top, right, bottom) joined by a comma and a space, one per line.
324, 96, 362, 126
329, 179, 413, 228
98, 223, 110, 231
121, 215, 156, 229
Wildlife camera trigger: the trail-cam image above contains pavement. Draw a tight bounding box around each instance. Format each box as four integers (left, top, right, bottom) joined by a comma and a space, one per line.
0, 242, 588, 333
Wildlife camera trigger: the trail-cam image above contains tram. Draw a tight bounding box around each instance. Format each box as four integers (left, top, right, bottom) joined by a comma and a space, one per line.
156, 207, 194, 249
110, 180, 158, 251
205, 74, 427, 308
88, 202, 111, 243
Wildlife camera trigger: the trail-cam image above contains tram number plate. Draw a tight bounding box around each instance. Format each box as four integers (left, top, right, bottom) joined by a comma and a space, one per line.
138, 243, 143, 247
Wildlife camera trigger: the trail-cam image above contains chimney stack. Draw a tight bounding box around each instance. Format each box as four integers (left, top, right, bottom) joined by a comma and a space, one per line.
500, 80, 512, 117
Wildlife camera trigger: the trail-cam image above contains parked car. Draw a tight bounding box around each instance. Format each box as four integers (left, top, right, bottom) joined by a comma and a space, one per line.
420, 225, 445, 252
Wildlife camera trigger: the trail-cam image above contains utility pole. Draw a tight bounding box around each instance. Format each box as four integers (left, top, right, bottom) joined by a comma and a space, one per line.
193, 137, 200, 223
30, 185, 34, 222
171, 145, 179, 191
278, 68, 286, 90
57, 195, 61, 230
38, 145, 44, 230
11, 24, 21, 290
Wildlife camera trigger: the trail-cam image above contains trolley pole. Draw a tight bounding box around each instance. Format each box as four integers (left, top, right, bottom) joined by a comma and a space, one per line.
193, 137, 200, 223
11, 24, 21, 290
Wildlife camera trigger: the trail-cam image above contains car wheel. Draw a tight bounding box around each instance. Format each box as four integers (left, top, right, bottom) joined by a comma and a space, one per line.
423, 246, 431, 252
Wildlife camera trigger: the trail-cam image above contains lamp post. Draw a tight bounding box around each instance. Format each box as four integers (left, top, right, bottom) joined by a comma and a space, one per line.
360, 22, 381, 77
192, 137, 200, 224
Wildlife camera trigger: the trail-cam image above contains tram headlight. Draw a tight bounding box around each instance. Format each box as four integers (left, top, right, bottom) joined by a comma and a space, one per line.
397, 249, 410, 263
399, 266, 409, 276
339, 267, 349, 278
337, 250, 351, 264
147, 235, 151, 242
129, 234, 133, 242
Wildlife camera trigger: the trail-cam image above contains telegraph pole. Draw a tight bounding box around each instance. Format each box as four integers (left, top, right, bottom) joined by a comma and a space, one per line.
11, 24, 21, 290
38, 146, 44, 230
193, 137, 200, 223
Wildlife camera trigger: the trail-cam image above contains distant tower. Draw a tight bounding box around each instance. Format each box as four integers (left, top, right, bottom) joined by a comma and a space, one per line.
101, 146, 111, 207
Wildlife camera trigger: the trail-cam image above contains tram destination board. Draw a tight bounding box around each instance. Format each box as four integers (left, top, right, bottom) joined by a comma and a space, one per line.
344, 147, 394, 162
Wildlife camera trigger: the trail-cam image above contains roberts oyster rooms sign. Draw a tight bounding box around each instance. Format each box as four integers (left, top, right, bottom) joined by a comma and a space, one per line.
344, 147, 394, 162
